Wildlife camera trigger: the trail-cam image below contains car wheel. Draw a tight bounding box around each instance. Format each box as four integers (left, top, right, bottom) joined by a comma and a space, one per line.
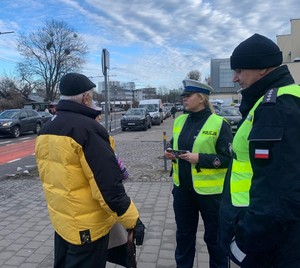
12, 125, 20, 138
34, 123, 41, 134
143, 123, 148, 131
121, 127, 126, 131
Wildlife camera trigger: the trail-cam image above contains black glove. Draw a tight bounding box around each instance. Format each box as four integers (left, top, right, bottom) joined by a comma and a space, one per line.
133, 218, 145, 246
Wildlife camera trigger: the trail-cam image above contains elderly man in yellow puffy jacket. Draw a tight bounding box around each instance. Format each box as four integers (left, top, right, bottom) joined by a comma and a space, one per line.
35, 73, 145, 268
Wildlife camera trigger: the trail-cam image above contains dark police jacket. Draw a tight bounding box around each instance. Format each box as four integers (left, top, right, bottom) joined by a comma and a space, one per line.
219, 65, 300, 255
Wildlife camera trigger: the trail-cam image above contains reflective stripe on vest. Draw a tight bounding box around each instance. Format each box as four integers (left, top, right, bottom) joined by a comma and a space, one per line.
172, 113, 227, 194
230, 84, 300, 206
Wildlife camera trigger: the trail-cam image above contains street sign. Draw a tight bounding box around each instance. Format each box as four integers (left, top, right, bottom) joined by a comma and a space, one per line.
101, 48, 110, 75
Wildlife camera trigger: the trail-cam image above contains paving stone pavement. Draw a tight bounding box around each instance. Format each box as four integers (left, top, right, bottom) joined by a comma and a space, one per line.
0, 174, 210, 267
0, 116, 237, 268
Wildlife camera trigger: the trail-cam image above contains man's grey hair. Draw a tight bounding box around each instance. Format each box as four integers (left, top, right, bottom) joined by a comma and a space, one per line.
60, 89, 94, 103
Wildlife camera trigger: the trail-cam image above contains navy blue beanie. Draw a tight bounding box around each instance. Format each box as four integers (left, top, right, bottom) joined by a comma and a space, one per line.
230, 33, 283, 70
59, 73, 96, 96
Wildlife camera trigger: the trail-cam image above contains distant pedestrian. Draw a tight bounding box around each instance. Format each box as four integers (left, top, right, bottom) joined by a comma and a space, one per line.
164, 79, 232, 268
170, 105, 177, 118
35, 72, 145, 268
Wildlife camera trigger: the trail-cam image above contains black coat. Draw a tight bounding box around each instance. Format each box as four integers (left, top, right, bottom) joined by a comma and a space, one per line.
171, 106, 177, 114
219, 65, 300, 258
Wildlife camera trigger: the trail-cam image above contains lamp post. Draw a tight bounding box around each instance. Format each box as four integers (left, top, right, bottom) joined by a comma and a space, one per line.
101, 49, 110, 131
0, 31, 14, 35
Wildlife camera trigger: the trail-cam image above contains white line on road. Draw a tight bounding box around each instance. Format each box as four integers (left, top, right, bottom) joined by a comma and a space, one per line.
0, 141, 12, 145
7, 158, 21, 163
19, 137, 31, 141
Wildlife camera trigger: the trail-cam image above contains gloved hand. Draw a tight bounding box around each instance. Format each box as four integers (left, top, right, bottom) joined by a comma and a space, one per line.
133, 218, 145, 246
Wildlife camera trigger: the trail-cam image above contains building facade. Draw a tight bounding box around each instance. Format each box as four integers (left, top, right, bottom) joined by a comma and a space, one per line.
210, 18, 300, 105
98, 80, 158, 108
210, 58, 240, 105
277, 18, 300, 83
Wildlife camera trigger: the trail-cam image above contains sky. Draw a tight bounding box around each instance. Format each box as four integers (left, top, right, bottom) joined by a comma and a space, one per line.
0, 0, 299, 91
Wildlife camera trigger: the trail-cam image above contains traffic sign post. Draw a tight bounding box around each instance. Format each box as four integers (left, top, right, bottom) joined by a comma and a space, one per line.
101, 49, 110, 131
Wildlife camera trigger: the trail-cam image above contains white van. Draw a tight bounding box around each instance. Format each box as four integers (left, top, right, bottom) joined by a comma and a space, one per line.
138, 99, 163, 125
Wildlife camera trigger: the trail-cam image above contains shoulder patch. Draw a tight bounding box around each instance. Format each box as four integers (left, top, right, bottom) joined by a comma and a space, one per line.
262, 88, 278, 104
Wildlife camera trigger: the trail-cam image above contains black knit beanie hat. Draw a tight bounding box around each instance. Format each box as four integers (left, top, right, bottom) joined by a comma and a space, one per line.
59, 73, 96, 96
230, 33, 283, 70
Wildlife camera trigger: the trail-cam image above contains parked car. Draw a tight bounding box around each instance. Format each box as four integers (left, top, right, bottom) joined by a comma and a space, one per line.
120, 108, 151, 131
38, 111, 53, 123
162, 107, 171, 119
212, 104, 221, 115
138, 99, 163, 125
219, 106, 242, 134
175, 104, 184, 111
0, 109, 43, 138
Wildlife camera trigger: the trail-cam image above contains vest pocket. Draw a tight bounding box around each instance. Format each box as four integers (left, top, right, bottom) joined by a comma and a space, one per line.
248, 126, 283, 142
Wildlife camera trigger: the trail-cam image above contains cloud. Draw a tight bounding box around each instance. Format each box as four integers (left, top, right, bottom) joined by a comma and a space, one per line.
0, 0, 299, 89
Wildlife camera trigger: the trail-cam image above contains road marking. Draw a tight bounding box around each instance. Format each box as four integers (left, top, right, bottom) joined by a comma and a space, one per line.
19, 137, 31, 141
0, 139, 35, 164
0, 141, 12, 145
7, 158, 21, 163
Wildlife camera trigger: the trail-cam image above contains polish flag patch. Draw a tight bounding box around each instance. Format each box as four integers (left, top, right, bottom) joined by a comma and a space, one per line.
254, 149, 269, 159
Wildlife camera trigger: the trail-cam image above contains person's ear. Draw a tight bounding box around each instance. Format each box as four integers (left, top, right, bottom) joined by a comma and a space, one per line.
82, 92, 89, 105
259, 68, 274, 76
198, 94, 204, 104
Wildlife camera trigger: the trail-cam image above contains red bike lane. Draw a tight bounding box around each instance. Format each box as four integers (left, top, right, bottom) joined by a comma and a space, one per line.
0, 138, 36, 165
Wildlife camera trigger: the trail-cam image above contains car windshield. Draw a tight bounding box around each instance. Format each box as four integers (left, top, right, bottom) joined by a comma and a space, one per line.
219, 108, 241, 116
0, 110, 19, 119
126, 109, 144, 116
139, 104, 157, 112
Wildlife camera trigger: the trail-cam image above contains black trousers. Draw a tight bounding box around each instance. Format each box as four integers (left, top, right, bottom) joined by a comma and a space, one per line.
173, 186, 228, 268
54, 232, 109, 268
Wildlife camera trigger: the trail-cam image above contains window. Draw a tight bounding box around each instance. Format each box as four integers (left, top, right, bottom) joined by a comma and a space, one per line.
219, 62, 235, 88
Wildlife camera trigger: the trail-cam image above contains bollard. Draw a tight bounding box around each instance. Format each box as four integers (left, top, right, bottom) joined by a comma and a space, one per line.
109, 114, 113, 132
163, 131, 167, 171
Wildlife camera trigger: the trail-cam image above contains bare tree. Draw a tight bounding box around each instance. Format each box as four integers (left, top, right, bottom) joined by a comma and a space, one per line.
0, 77, 18, 98
187, 70, 202, 81
17, 19, 88, 101
0, 77, 25, 109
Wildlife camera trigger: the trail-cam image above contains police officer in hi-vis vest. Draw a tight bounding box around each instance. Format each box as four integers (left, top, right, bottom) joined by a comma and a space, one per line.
164, 79, 233, 268
219, 33, 300, 268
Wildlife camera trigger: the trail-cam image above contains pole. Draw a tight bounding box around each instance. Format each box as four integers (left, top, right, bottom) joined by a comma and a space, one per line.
0, 31, 14, 35
104, 71, 109, 130
102, 48, 110, 131
163, 131, 167, 171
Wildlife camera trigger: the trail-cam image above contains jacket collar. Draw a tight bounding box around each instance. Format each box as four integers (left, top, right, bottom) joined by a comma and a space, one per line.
239, 65, 295, 118
56, 100, 100, 120
188, 107, 211, 119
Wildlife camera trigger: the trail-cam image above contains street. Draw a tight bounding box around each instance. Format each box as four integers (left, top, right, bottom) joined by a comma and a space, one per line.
0, 112, 175, 178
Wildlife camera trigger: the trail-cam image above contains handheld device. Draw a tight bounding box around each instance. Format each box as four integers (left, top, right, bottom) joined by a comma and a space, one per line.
166, 148, 189, 158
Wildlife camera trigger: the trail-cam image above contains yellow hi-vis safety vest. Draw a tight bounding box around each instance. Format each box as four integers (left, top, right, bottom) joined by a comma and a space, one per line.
172, 113, 227, 194
230, 85, 300, 207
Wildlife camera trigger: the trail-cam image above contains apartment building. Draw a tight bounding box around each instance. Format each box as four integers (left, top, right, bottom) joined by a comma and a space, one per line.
277, 18, 300, 83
